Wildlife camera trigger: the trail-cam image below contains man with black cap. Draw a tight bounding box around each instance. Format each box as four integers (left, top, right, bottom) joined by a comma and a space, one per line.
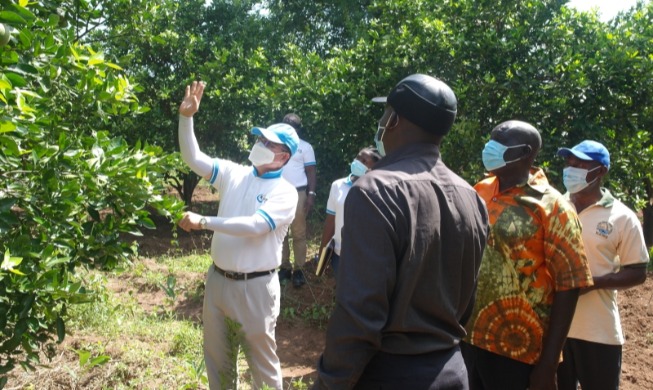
313, 74, 489, 389
556, 140, 649, 390
176, 81, 299, 390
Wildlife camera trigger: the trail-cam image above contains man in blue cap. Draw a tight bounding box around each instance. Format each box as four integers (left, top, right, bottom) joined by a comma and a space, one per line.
177, 81, 299, 390
556, 140, 649, 390
314, 74, 489, 389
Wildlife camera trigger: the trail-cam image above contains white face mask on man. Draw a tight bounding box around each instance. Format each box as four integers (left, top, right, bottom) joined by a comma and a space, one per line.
248, 142, 277, 166
562, 166, 601, 194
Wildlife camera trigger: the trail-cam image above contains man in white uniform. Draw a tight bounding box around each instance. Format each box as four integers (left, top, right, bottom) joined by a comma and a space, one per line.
279, 113, 317, 288
177, 81, 299, 390
556, 140, 649, 390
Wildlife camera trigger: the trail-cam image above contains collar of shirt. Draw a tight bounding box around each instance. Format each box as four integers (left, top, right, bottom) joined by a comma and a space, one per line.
564, 187, 615, 209
597, 187, 615, 207
252, 167, 283, 179
372, 143, 441, 171
479, 167, 550, 197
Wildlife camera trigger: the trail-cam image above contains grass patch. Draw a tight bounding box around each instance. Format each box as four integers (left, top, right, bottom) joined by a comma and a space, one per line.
7, 207, 328, 389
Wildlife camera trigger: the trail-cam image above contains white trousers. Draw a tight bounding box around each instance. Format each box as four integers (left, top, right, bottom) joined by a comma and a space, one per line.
203, 266, 282, 390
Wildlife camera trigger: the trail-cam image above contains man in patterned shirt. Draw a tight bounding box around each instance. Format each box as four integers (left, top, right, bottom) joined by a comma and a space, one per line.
462, 120, 593, 390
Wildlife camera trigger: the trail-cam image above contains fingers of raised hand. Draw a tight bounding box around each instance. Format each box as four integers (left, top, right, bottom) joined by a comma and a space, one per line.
189, 81, 204, 96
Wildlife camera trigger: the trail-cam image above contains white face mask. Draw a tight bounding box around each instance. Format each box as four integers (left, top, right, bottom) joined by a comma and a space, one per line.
562, 166, 601, 194
248, 142, 276, 166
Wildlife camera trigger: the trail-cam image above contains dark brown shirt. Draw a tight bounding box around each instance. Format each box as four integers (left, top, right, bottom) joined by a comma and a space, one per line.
315, 143, 489, 389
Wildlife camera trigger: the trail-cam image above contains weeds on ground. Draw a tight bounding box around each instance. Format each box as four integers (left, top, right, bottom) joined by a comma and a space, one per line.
6, 249, 318, 389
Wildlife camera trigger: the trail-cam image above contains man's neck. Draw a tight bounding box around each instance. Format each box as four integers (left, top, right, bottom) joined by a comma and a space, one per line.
570, 187, 602, 213
497, 172, 530, 192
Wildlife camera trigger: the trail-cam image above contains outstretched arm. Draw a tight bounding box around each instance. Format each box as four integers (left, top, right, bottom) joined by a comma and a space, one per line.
178, 211, 271, 237
178, 81, 213, 179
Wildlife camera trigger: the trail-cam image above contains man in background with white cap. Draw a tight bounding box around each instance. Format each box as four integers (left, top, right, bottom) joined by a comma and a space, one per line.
177, 81, 298, 390
313, 74, 489, 389
556, 140, 649, 390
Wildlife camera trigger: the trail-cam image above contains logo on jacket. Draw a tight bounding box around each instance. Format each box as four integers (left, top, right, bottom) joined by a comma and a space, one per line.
257, 194, 268, 203
595, 221, 613, 238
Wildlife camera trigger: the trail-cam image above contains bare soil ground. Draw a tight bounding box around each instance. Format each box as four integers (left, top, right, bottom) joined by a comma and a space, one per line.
116, 186, 335, 386
5, 185, 653, 389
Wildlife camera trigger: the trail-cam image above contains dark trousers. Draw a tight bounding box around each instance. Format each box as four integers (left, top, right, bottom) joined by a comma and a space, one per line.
331, 253, 340, 275
557, 338, 622, 390
354, 346, 468, 390
461, 342, 532, 390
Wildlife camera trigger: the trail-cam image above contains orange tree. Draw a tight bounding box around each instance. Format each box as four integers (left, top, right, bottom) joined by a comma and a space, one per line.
83, 0, 653, 241
0, 0, 184, 382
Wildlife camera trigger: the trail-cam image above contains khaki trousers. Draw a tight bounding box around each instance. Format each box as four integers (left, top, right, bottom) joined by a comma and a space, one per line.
203, 266, 282, 390
282, 189, 307, 269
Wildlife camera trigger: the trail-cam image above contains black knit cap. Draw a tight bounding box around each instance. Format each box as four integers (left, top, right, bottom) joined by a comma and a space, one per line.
372, 74, 457, 136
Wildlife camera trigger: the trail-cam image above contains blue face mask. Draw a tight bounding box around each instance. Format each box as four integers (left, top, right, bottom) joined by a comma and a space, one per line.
350, 159, 369, 177
482, 140, 528, 172
375, 126, 386, 157
562, 166, 601, 194
375, 112, 394, 157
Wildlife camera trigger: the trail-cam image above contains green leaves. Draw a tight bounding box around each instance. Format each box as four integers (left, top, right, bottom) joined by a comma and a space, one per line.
1, 249, 24, 275
0, 0, 185, 374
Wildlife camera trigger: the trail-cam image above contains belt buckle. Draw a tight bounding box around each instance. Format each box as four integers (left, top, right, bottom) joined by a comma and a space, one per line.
224, 271, 238, 280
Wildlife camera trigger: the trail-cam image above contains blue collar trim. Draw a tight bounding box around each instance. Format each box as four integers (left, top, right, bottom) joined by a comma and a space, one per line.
253, 167, 283, 179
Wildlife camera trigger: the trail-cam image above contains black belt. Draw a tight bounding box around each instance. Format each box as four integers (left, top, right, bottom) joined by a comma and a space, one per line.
296, 185, 307, 192
213, 264, 276, 281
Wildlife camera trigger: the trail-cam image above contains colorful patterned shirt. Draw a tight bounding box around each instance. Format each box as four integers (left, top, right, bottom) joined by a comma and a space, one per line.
465, 168, 592, 364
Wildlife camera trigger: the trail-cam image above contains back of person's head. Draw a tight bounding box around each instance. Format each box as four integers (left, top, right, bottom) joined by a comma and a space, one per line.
360, 146, 382, 164
282, 113, 302, 132
374, 74, 457, 136
493, 120, 542, 152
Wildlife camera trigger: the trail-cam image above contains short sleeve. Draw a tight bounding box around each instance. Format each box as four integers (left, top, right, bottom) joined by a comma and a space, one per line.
303, 142, 316, 166
544, 197, 593, 291
326, 180, 338, 215
617, 206, 650, 267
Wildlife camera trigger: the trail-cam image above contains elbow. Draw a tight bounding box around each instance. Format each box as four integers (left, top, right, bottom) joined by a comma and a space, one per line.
634, 271, 648, 286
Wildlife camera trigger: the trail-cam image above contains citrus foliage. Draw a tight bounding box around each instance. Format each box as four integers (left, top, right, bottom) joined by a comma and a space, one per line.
0, 0, 184, 377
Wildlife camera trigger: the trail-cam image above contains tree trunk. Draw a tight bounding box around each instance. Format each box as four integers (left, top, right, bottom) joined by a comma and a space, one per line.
644, 204, 653, 249
644, 179, 653, 248
181, 173, 200, 207
168, 171, 200, 207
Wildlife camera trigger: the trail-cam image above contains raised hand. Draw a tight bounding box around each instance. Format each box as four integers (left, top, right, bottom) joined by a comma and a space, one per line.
179, 81, 205, 117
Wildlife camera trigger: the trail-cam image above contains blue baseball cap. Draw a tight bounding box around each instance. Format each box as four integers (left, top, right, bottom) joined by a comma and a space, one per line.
557, 140, 610, 169
251, 123, 299, 156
